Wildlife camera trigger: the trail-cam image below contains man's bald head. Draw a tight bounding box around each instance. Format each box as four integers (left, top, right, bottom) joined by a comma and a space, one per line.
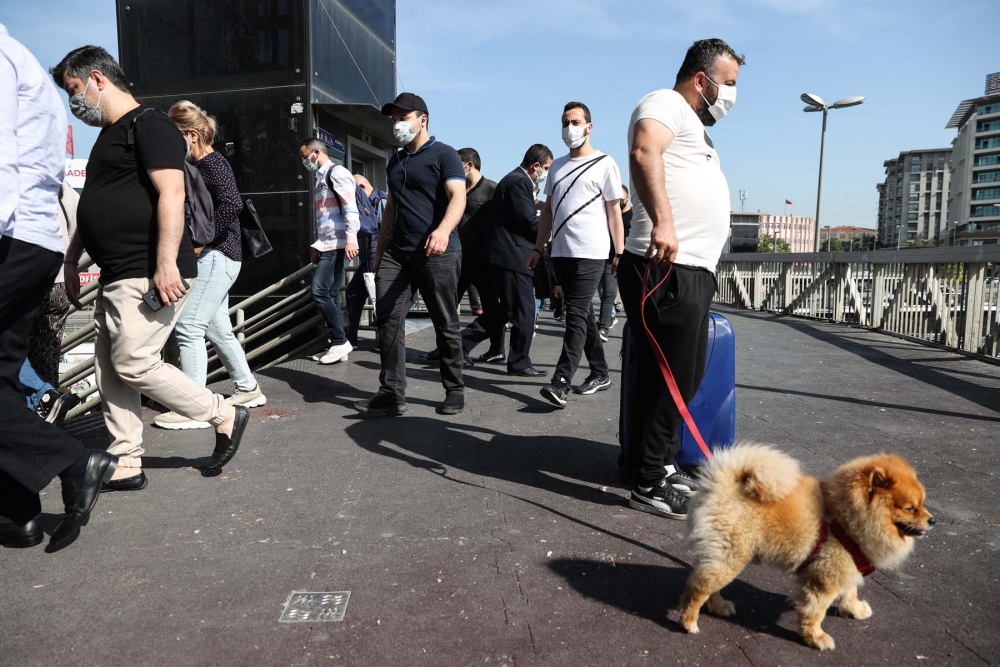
354, 174, 373, 197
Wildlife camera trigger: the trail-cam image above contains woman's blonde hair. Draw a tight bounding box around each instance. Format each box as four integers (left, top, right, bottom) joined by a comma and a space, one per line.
168, 100, 219, 146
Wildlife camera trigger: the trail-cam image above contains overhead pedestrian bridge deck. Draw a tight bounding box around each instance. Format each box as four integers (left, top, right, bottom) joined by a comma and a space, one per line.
1, 302, 998, 666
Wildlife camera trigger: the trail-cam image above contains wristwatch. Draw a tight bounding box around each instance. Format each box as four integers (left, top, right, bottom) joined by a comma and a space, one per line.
614, 252, 622, 258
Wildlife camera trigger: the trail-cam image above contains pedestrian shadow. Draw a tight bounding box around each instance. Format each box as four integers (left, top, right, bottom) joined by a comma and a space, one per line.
259, 365, 369, 408
344, 415, 622, 507
547, 558, 801, 643
350, 359, 558, 413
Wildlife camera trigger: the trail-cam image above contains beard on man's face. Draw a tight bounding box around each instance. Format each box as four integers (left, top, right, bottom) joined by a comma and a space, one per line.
696, 86, 718, 127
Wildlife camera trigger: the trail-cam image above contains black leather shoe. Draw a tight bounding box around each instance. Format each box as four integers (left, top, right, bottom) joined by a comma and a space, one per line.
462, 357, 475, 369
206, 405, 250, 471
508, 366, 547, 377
0, 518, 43, 548
477, 351, 506, 364
101, 470, 148, 493
50, 451, 118, 551
424, 349, 441, 362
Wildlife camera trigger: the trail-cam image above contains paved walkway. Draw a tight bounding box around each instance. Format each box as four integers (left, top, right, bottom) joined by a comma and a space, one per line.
1, 306, 998, 666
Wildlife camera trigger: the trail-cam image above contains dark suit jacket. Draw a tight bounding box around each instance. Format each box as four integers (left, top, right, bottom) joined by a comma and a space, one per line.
485, 167, 538, 276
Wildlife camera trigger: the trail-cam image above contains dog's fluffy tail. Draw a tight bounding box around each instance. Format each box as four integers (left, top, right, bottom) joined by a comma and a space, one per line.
697, 443, 801, 503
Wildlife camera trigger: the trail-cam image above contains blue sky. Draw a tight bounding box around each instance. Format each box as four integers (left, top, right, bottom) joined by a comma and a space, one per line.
6, 0, 998, 229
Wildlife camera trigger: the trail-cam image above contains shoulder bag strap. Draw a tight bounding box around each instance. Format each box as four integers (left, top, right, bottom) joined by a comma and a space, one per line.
550, 154, 609, 241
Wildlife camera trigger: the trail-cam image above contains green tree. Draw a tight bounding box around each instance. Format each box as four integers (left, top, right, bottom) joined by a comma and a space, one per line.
758, 234, 791, 253
820, 237, 845, 252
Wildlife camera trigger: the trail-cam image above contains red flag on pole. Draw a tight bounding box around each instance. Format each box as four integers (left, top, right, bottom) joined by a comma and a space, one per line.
66, 125, 74, 158
785, 199, 793, 205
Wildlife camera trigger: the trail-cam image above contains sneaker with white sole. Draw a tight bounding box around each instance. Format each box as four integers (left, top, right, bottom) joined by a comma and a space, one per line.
573, 374, 611, 395
318, 341, 352, 364
153, 411, 210, 430
226, 384, 267, 408
663, 465, 701, 497
629, 480, 688, 520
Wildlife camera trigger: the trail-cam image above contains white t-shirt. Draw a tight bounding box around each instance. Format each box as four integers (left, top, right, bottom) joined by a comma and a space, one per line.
626, 89, 730, 272
544, 150, 622, 260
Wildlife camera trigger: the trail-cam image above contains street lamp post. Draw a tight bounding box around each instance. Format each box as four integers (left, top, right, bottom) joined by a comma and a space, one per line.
896, 224, 902, 251
801, 94, 866, 258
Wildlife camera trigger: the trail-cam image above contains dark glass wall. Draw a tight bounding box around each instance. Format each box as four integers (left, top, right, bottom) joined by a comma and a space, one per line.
309, 0, 395, 106
117, 0, 396, 297
730, 224, 760, 252
118, 0, 307, 95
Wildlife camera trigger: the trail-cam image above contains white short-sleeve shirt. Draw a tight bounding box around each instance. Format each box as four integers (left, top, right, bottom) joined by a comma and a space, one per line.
544, 150, 622, 260
625, 89, 730, 272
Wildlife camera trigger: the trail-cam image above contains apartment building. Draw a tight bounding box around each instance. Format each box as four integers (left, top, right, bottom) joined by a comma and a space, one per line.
946, 92, 1000, 245
876, 148, 952, 247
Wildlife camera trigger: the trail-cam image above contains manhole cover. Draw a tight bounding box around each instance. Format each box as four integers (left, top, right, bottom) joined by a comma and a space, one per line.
279, 591, 351, 623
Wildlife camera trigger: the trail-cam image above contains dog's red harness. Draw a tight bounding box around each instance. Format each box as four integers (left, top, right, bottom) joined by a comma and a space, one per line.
797, 520, 876, 578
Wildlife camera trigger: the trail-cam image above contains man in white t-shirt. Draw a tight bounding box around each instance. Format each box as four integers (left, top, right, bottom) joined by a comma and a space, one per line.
620, 39, 744, 521
529, 101, 624, 408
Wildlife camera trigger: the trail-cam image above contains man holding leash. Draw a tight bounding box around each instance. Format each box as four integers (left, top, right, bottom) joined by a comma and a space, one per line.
620, 38, 744, 520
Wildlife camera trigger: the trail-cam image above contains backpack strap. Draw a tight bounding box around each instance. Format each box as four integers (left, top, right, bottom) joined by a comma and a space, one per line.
125, 107, 166, 150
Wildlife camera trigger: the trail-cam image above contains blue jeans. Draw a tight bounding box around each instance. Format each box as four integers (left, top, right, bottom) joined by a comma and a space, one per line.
313, 249, 347, 346
174, 249, 256, 391
19, 358, 55, 411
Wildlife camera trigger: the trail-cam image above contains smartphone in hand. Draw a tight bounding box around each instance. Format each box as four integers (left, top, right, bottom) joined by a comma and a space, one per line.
142, 280, 190, 312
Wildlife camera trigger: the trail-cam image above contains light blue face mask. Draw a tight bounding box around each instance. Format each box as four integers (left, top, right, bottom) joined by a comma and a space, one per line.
69, 78, 103, 127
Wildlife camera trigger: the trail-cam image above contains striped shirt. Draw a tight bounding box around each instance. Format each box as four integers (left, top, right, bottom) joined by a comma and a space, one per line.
312, 160, 359, 252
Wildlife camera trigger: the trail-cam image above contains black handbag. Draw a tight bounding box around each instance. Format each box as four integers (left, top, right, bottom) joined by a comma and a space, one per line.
240, 198, 273, 260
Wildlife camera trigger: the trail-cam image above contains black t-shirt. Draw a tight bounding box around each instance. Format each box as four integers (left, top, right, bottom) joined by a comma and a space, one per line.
77, 106, 197, 284
386, 137, 465, 253
457, 176, 497, 256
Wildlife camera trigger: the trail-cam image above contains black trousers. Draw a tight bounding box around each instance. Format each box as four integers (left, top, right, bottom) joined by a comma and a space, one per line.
551, 257, 608, 383
345, 231, 376, 345
494, 267, 536, 372
375, 248, 464, 399
0, 237, 87, 525
617, 252, 715, 485
459, 260, 505, 358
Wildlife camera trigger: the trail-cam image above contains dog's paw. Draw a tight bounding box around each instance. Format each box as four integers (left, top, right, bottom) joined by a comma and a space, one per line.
707, 596, 736, 618
805, 632, 836, 651
847, 600, 872, 620
683, 621, 700, 634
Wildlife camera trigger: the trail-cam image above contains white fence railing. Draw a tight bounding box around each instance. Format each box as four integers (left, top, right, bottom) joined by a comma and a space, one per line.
715, 247, 1000, 359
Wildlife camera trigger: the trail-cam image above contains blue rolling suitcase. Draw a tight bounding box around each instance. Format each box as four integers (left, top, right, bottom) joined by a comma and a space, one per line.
619, 313, 736, 471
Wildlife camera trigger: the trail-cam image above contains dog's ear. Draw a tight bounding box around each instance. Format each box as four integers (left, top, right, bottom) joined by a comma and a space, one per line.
868, 466, 894, 500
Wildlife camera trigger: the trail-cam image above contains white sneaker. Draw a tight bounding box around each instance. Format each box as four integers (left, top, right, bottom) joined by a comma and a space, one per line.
154, 411, 210, 430
226, 384, 267, 408
318, 341, 353, 365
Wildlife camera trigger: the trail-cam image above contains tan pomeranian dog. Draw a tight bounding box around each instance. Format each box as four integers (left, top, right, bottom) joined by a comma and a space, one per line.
677, 444, 934, 650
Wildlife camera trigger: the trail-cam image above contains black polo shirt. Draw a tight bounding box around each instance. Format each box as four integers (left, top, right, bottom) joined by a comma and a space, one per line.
386, 137, 465, 253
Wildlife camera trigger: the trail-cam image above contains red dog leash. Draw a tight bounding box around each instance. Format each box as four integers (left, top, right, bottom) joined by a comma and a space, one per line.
639, 259, 713, 461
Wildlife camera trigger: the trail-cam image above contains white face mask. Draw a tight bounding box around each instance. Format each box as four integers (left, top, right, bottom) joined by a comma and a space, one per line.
393, 118, 419, 147
302, 152, 320, 172
535, 166, 548, 188
701, 74, 737, 122
562, 123, 589, 149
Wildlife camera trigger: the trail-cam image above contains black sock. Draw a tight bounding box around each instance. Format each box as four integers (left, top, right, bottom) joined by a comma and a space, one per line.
58, 451, 90, 490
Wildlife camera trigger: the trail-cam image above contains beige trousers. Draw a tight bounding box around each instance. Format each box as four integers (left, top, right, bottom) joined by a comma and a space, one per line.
94, 277, 227, 466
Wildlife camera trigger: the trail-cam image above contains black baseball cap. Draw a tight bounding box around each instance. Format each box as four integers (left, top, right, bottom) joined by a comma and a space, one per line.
381, 92, 428, 116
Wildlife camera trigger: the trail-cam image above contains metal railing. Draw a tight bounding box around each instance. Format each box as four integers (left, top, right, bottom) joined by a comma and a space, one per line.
715, 246, 1000, 359
59, 260, 375, 419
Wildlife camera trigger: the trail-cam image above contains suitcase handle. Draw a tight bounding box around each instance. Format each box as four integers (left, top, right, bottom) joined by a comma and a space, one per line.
640, 260, 713, 461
